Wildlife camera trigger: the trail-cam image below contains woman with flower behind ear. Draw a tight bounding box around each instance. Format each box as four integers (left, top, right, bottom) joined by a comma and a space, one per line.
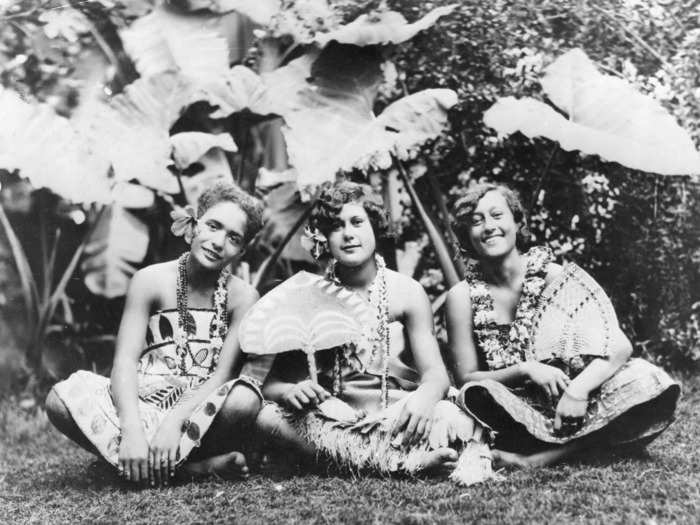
446, 183, 680, 469
46, 182, 269, 486
255, 181, 496, 484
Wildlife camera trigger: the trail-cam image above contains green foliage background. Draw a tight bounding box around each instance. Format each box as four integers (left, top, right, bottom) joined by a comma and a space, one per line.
388, 0, 700, 367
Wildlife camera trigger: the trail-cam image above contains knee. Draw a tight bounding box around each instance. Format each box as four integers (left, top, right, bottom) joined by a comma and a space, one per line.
255, 403, 285, 439
220, 384, 262, 425
45, 387, 68, 428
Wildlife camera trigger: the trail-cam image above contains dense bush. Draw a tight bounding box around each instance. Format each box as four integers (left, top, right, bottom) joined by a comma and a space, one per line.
389, 0, 700, 368
0, 0, 698, 386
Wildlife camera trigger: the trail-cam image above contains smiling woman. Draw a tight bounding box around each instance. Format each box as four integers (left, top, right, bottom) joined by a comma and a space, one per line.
256, 181, 497, 484
446, 183, 680, 469
44, 182, 271, 486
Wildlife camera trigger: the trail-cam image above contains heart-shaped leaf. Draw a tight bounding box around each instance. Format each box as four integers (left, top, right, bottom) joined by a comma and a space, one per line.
81, 205, 149, 298
484, 49, 700, 176
315, 5, 457, 46
0, 87, 112, 204
170, 132, 237, 170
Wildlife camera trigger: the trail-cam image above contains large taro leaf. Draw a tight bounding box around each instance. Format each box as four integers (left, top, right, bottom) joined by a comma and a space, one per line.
82, 205, 150, 299
180, 148, 235, 205
315, 4, 457, 47
282, 87, 458, 187
120, 4, 237, 81
206, 64, 269, 118
484, 49, 700, 176
81, 73, 199, 193
170, 131, 237, 170
228, 45, 457, 187
0, 87, 111, 204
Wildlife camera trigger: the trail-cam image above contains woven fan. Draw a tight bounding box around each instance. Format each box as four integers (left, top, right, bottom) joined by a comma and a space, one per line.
238, 271, 370, 383
530, 263, 619, 362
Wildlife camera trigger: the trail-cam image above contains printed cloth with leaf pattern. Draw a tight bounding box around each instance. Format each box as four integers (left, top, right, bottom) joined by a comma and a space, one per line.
52, 308, 264, 467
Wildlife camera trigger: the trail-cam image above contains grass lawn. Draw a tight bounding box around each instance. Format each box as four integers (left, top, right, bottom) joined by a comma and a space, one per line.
1, 376, 699, 524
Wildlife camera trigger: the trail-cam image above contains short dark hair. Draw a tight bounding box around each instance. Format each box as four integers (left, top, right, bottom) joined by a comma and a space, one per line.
454, 183, 530, 256
197, 182, 264, 242
310, 181, 390, 243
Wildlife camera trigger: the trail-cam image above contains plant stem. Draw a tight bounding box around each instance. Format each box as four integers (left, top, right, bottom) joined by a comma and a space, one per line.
424, 169, 466, 280
530, 145, 559, 214
0, 203, 38, 328
28, 206, 106, 374
395, 160, 460, 288
589, 4, 672, 69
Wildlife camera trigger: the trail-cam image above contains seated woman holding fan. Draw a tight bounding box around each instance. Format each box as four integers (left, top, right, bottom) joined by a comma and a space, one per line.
46, 182, 269, 485
445, 183, 680, 469
250, 181, 495, 484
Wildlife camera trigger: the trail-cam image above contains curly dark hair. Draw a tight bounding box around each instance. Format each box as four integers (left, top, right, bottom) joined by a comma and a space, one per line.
197, 181, 264, 242
453, 183, 530, 257
310, 181, 391, 243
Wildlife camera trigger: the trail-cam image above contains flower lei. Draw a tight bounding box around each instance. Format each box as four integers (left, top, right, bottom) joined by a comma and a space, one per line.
326, 254, 391, 408
174, 252, 230, 375
467, 246, 553, 369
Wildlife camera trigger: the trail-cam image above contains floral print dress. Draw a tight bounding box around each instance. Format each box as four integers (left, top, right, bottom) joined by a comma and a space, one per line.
52, 308, 263, 467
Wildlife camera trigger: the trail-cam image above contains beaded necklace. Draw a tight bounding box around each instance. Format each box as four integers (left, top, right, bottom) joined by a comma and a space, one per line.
467, 246, 552, 369
173, 252, 231, 375
326, 254, 391, 408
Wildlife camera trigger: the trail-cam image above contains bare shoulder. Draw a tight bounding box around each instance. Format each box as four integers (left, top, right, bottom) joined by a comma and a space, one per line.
131, 261, 175, 292
386, 269, 426, 300
226, 275, 260, 311
125, 260, 176, 310
544, 262, 564, 285
446, 280, 471, 309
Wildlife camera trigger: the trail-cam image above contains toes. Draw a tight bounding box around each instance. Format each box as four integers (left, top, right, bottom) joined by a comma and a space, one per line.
438, 448, 459, 462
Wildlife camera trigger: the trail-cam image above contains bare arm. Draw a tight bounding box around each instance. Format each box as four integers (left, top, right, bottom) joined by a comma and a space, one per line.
262, 352, 330, 410
111, 268, 156, 434
567, 327, 632, 398
111, 267, 157, 483
390, 277, 450, 444
445, 281, 527, 387
403, 278, 449, 401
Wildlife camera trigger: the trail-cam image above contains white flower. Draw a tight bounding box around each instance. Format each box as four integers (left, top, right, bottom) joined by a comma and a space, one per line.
471, 283, 488, 298
474, 310, 492, 327
523, 280, 540, 295
481, 338, 500, 356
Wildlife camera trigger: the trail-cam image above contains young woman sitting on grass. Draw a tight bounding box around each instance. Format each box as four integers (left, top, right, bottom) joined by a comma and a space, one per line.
446, 183, 680, 469
256, 181, 493, 482
46, 182, 268, 486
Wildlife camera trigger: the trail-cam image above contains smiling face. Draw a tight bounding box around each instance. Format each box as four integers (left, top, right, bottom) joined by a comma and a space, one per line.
190, 201, 248, 271
326, 203, 377, 268
467, 190, 519, 260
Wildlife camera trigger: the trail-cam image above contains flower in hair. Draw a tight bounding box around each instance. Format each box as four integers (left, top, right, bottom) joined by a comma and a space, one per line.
170, 205, 197, 244
300, 225, 328, 259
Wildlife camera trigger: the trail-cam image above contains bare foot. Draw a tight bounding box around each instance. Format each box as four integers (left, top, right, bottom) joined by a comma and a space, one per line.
492, 445, 575, 470
491, 449, 531, 470
450, 441, 502, 486
183, 451, 249, 480
420, 447, 459, 476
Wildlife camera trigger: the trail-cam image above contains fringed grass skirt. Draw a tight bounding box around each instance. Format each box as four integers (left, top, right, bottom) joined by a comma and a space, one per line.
260, 393, 498, 484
